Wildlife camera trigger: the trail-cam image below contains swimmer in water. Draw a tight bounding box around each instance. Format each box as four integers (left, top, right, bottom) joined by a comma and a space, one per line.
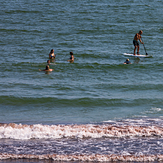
39, 65, 53, 72
47, 60, 50, 65
124, 59, 131, 64
67, 52, 74, 63
49, 49, 57, 59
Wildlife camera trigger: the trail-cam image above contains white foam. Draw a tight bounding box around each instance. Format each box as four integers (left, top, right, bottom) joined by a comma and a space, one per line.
0, 153, 163, 162
151, 107, 162, 112
0, 121, 163, 140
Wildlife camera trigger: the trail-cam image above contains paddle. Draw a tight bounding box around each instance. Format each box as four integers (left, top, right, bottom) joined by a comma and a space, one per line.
141, 38, 148, 55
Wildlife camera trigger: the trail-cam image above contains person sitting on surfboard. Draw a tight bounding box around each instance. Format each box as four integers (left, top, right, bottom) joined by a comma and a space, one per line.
133, 30, 144, 55
49, 49, 57, 59
124, 59, 131, 64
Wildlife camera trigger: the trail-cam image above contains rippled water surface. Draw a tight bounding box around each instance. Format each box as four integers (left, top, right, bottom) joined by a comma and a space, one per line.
0, 0, 163, 162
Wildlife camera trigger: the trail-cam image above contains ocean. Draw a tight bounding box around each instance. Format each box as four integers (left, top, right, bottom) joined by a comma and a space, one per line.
0, 0, 163, 162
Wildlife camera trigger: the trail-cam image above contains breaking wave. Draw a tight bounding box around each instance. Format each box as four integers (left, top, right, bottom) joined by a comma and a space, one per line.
1, 119, 163, 140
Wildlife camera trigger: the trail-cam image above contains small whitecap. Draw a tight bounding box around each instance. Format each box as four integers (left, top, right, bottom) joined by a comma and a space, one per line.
151, 107, 162, 112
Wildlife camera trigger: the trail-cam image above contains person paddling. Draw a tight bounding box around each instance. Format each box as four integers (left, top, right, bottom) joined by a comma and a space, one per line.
133, 30, 144, 55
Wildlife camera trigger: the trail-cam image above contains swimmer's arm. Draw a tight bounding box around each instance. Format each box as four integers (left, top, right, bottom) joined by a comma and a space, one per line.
39, 69, 53, 71
67, 59, 74, 62
39, 69, 47, 71
39, 69, 46, 71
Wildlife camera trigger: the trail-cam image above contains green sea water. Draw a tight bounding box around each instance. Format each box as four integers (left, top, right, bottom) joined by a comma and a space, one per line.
0, 0, 163, 162
1, 0, 163, 124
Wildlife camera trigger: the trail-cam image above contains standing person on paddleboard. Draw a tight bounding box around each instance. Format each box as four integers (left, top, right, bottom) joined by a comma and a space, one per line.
133, 30, 144, 55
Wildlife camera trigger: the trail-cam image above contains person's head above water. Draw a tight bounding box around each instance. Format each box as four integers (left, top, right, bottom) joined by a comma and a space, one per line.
70, 51, 73, 55
47, 60, 50, 64
50, 49, 54, 53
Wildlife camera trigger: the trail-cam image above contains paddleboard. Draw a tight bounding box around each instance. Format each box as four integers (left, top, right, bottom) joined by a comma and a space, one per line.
123, 53, 152, 58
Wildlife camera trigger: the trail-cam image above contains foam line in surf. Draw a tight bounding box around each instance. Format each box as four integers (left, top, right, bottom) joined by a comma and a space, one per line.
0, 122, 163, 140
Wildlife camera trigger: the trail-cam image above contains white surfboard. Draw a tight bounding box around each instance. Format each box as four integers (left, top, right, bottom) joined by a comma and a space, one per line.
123, 53, 152, 58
